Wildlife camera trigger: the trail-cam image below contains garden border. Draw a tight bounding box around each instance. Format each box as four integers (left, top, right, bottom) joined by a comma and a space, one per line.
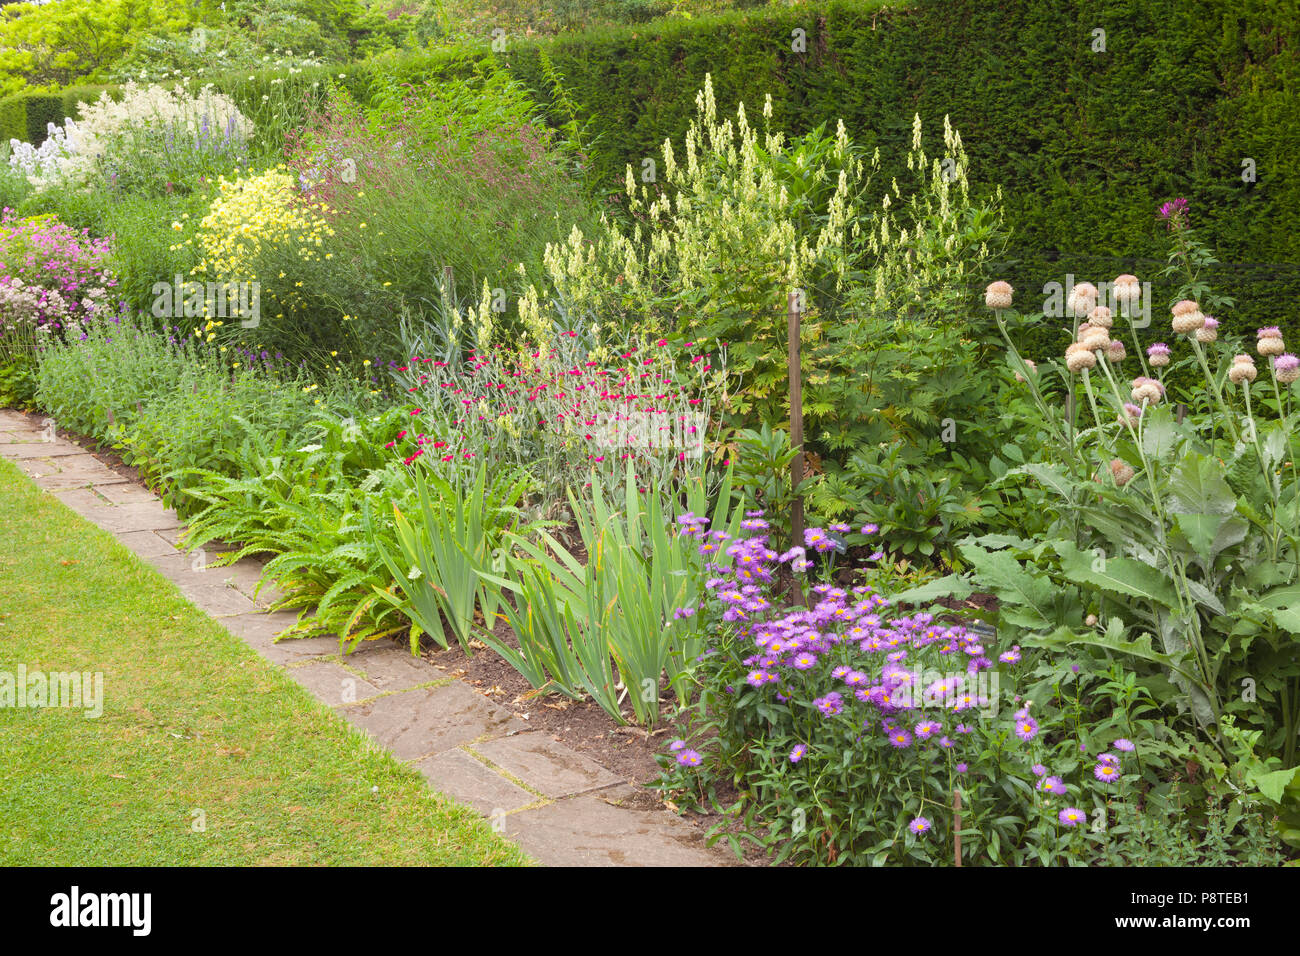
0, 406, 729, 868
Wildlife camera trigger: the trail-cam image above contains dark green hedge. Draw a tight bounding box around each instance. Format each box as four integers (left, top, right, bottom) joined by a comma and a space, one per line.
4, 0, 1297, 352
0, 92, 63, 144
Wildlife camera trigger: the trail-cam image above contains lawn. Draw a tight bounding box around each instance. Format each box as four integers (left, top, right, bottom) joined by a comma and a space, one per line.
0, 457, 531, 866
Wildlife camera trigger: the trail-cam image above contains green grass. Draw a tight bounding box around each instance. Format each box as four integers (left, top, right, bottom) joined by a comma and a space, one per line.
0, 457, 531, 866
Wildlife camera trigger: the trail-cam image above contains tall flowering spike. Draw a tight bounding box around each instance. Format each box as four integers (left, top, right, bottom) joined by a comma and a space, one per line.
1170, 299, 1205, 335
984, 280, 1013, 309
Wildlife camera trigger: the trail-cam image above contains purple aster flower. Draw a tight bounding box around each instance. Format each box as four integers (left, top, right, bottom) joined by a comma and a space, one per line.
998, 646, 1021, 664
955, 762, 968, 773
908, 817, 931, 836
1113, 738, 1135, 752
677, 749, 702, 767
1014, 716, 1039, 741
1058, 807, 1086, 827
1098, 753, 1119, 768
860, 523, 879, 535
789, 744, 807, 763
668, 740, 686, 752
914, 720, 941, 739
1094, 762, 1120, 783
1039, 776, 1067, 796
1031, 763, 1047, 777
791, 652, 818, 670
888, 728, 913, 748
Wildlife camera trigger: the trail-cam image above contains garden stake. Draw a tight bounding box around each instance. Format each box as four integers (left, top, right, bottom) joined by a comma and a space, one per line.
953, 789, 962, 866
788, 290, 807, 607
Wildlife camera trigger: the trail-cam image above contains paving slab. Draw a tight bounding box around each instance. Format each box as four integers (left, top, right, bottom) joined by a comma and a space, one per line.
155, 528, 239, 553
71, 502, 183, 533
95, 483, 162, 505
221, 613, 340, 665
346, 645, 443, 692
343, 683, 526, 761
51, 487, 109, 511
23, 455, 129, 488
413, 748, 537, 815
0, 429, 48, 444
174, 581, 261, 617
113, 531, 181, 558
505, 795, 725, 867
0, 441, 86, 459
290, 660, 381, 706
471, 733, 622, 799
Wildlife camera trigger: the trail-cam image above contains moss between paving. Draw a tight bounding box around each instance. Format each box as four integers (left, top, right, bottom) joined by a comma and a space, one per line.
0, 455, 532, 866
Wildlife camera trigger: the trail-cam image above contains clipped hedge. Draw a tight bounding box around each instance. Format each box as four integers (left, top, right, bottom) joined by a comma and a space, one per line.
3, 0, 1297, 351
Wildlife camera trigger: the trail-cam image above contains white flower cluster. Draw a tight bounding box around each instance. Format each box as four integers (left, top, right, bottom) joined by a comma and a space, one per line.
7, 82, 253, 190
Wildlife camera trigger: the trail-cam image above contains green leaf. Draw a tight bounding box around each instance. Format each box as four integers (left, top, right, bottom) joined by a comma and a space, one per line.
1250, 766, 1300, 804
1053, 540, 1180, 609
1167, 451, 1236, 516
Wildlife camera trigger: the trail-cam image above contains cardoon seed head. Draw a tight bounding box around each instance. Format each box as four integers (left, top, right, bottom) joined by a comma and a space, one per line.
1196, 316, 1219, 343
1014, 358, 1037, 382
1229, 353, 1258, 384
1147, 342, 1172, 367
1257, 327, 1285, 357
1113, 274, 1142, 306
1273, 353, 1300, 384
1088, 305, 1114, 329
1080, 328, 1111, 352
1110, 458, 1136, 487
1067, 282, 1098, 318
1170, 299, 1205, 335
1119, 402, 1143, 427
985, 280, 1014, 310
1065, 343, 1097, 373
1106, 340, 1126, 362
1130, 376, 1164, 404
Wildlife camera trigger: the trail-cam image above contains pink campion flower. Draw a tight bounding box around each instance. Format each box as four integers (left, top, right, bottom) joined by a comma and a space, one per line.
1157, 197, 1189, 227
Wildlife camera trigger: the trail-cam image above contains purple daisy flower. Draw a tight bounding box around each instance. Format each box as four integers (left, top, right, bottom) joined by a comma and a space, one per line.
1015, 716, 1039, 741
789, 744, 807, 763
668, 740, 686, 752
677, 749, 702, 767
955, 762, 968, 773
908, 816, 931, 836
1058, 807, 1086, 827
888, 728, 913, 749
1039, 776, 1067, 796
1094, 762, 1120, 783
1031, 763, 1047, 777
1113, 738, 1135, 752
860, 523, 879, 535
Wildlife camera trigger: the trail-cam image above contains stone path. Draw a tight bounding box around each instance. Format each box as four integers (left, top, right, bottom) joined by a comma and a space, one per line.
0, 408, 727, 867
